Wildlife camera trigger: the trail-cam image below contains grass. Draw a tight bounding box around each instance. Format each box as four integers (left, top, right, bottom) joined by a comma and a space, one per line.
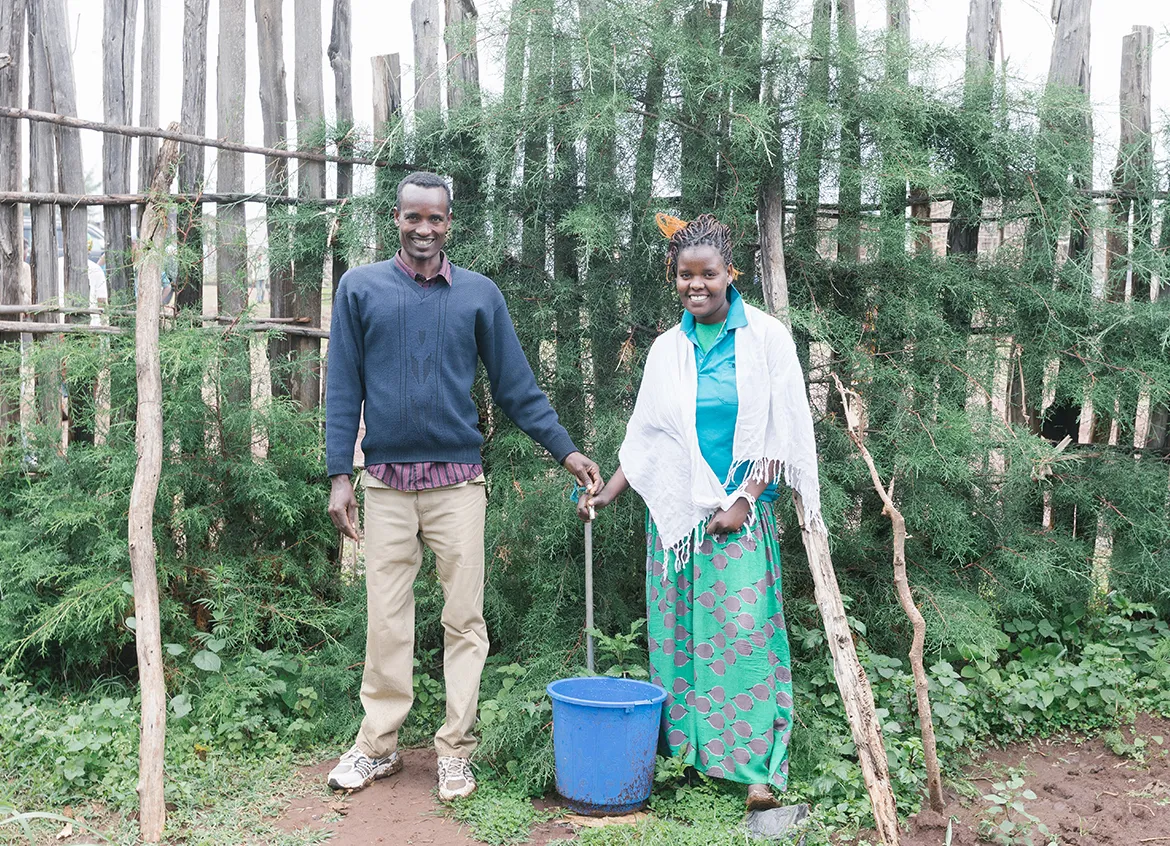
0, 748, 334, 846
449, 782, 551, 845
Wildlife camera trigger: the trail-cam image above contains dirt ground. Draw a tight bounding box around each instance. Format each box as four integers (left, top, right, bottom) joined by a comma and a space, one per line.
869, 714, 1170, 846
278, 748, 575, 845
281, 717, 1170, 845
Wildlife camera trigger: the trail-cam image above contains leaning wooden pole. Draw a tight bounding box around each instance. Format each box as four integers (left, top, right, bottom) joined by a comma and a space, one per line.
128, 129, 180, 844
759, 195, 899, 844
833, 373, 944, 812
794, 497, 900, 843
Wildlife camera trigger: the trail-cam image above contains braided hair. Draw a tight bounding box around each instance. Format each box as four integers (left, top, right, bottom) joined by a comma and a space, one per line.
657, 212, 739, 280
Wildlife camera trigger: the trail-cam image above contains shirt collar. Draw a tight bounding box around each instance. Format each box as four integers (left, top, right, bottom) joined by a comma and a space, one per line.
681, 286, 747, 346
394, 249, 453, 285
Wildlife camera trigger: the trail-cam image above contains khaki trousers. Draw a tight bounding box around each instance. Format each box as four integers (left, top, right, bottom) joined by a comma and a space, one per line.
356, 474, 488, 759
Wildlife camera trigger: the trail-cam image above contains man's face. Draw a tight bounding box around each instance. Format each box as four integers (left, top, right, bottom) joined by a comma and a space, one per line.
393, 185, 452, 266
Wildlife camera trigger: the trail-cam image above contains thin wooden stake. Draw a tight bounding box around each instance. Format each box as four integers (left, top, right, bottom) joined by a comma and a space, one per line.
128, 127, 181, 844
833, 373, 945, 812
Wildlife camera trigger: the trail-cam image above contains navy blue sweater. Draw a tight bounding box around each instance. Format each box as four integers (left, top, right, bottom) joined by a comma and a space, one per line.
325, 259, 577, 477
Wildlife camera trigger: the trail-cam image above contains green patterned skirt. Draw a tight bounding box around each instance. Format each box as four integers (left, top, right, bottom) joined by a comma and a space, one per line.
646, 503, 793, 788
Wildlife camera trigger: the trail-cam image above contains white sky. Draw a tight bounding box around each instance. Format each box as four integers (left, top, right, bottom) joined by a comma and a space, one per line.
39, 0, 1170, 196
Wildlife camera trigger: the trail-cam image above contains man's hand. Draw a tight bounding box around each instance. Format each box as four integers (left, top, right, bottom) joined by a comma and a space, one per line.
562, 451, 604, 493
706, 498, 751, 536
329, 474, 360, 541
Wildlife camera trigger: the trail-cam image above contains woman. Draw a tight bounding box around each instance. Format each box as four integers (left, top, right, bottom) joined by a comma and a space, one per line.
578, 213, 823, 809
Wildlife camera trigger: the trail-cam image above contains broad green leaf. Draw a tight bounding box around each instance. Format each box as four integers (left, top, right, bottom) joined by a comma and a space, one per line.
170, 693, 192, 718
193, 650, 222, 672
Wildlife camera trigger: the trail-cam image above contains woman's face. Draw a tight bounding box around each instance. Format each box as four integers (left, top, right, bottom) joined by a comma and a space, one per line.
676, 244, 732, 325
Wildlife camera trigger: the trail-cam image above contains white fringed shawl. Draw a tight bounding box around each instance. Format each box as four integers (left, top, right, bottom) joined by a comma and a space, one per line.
618, 303, 824, 568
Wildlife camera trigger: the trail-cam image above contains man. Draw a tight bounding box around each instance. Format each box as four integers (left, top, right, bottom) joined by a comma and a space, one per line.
325, 171, 601, 801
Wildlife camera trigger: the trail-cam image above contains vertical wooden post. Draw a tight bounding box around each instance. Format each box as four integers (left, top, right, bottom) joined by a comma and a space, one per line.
880, 0, 909, 257
579, 0, 620, 395
444, 0, 479, 111
328, 0, 353, 301
0, 0, 23, 441
679, 2, 721, 215
128, 130, 180, 845
836, 0, 861, 262
292, 0, 325, 411
38, 0, 86, 448
27, 0, 59, 433
719, 0, 762, 200
794, 0, 831, 256
137, 0, 160, 206
177, 0, 209, 313
1106, 25, 1153, 303
102, 0, 138, 296
255, 0, 293, 399
630, 9, 667, 323
216, 0, 247, 320
758, 174, 787, 317
515, 0, 551, 366
371, 53, 402, 260
947, 0, 1000, 257
372, 54, 403, 147
1047, 0, 1093, 264
550, 30, 582, 442
493, 0, 528, 215
37, 0, 86, 317
889, 1, 929, 257
444, 0, 482, 241
411, 0, 442, 114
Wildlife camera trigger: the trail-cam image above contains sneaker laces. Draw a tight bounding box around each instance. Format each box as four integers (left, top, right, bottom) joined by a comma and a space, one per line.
438, 756, 472, 787
341, 746, 389, 778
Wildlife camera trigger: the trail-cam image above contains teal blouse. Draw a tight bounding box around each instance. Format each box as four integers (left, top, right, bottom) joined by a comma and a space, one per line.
680, 287, 779, 503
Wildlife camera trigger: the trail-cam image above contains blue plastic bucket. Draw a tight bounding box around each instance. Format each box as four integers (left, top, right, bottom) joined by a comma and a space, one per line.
547, 677, 667, 815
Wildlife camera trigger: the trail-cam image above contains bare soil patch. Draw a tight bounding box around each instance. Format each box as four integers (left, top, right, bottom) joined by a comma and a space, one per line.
878, 715, 1170, 846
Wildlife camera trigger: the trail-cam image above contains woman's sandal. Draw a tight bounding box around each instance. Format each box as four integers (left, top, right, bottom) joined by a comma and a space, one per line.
745, 783, 782, 812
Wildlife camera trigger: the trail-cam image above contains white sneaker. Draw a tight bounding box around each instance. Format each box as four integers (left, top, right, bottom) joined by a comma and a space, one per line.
437, 755, 476, 801
327, 745, 402, 791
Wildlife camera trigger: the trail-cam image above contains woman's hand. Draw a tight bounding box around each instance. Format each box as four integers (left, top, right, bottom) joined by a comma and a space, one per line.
706, 498, 751, 536
576, 466, 629, 522
576, 487, 610, 522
